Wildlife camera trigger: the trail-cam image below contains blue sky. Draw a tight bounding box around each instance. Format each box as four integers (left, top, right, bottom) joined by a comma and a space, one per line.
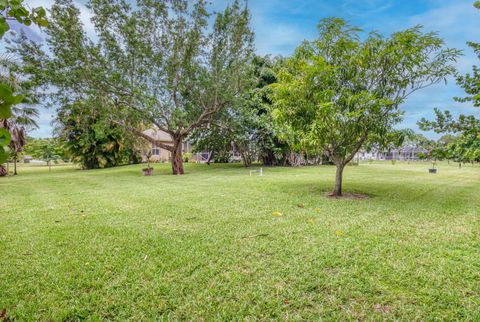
12, 0, 480, 138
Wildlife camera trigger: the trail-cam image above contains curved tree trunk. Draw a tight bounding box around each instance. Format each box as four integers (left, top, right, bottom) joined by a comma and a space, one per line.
171, 138, 184, 175
332, 162, 345, 196
0, 164, 6, 177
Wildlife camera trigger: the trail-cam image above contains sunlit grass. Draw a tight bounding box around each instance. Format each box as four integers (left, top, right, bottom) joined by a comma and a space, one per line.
1, 161, 479, 320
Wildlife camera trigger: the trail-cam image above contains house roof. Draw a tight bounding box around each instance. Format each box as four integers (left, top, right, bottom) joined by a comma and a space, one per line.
142, 128, 173, 142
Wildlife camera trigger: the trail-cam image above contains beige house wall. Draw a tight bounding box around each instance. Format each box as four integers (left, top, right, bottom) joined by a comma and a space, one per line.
149, 141, 173, 162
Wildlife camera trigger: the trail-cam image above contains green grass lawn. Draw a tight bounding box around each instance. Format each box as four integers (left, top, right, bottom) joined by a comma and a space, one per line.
1, 162, 479, 320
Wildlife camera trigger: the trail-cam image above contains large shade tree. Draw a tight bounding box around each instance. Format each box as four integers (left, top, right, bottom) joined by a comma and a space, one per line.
86, 0, 254, 174
270, 18, 460, 196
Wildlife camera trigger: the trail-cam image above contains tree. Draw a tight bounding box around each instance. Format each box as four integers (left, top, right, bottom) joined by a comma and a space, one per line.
0, 53, 39, 176
25, 138, 60, 171
0, 0, 47, 165
190, 55, 300, 167
55, 99, 142, 169
418, 2, 480, 166
86, 0, 254, 174
270, 18, 460, 196
7, 1, 143, 169
10, 0, 253, 175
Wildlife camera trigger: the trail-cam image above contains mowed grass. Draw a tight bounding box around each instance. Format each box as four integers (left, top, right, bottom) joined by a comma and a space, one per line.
1, 161, 479, 320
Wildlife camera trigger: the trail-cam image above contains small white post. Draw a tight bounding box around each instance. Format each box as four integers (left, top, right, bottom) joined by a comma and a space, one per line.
260, 167, 263, 176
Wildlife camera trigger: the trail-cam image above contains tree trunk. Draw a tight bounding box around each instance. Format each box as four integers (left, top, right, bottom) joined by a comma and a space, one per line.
0, 164, 6, 177
332, 162, 345, 197
171, 138, 184, 175
241, 151, 251, 167
206, 151, 214, 165
13, 155, 17, 175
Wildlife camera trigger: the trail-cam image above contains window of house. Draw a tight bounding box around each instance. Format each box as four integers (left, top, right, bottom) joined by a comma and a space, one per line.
152, 143, 160, 156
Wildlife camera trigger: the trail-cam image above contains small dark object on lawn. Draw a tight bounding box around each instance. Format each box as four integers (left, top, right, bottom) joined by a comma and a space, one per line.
429, 169, 437, 174
142, 167, 154, 176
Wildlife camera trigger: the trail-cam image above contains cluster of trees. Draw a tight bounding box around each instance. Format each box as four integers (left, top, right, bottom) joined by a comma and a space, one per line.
3, 0, 478, 196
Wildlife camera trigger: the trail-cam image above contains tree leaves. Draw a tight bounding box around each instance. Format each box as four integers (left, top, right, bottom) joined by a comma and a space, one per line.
270, 18, 459, 195
0, 0, 48, 38
0, 83, 24, 118
0, 128, 11, 163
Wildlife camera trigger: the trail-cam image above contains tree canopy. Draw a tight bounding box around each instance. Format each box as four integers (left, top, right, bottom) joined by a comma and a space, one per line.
270, 18, 460, 196
10, 0, 254, 174
418, 1, 480, 166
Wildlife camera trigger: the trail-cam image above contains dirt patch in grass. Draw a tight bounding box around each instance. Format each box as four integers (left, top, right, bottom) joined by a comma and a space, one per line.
325, 192, 370, 199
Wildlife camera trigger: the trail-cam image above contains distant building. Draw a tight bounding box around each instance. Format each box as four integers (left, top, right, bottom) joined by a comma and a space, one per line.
141, 128, 239, 163
356, 146, 428, 161
142, 129, 193, 162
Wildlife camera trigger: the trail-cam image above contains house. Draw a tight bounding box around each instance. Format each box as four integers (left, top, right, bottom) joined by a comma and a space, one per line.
142, 128, 241, 163
142, 129, 193, 162
355, 146, 428, 161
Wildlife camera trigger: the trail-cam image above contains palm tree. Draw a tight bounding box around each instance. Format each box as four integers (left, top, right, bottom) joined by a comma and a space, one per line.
0, 54, 39, 176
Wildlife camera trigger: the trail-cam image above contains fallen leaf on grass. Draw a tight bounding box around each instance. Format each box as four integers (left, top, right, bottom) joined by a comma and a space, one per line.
334, 230, 344, 237
241, 233, 269, 239
297, 203, 305, 208
272, 211, 283, 217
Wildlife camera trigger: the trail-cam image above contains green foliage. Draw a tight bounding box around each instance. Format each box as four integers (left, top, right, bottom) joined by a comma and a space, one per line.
0, 127, 11, 163
7, 0, 142, 170
87, 0, 254, 173
9, 0, 254, 174
418, 3, 480, 165
182, 152, 192, 163
0, 0, 46, 167
446, 133, 480, 163
25, 138, 61, 167
24, 137, 65, 161
0, 0, 48, 39
270, 18, 459, 195
57, 101, 142, 169
190, 55, 297, 166
0, 82, 23, 118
